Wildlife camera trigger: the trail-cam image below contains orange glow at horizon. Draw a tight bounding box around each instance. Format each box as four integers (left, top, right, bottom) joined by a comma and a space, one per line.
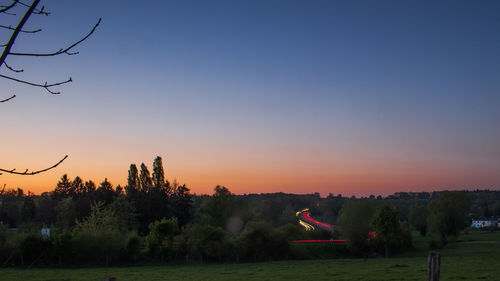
1, 153, 497, 197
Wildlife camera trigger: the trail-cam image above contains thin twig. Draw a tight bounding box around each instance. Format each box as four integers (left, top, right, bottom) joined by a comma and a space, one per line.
9, 18, 101, 57
0, 74, 72, 94
0, 155, 68, 175
4, 61, 23, 72
0, 95, 16, 103
0, 0, 19, 13
0, 24, 41, 33
17, 0, 48, 15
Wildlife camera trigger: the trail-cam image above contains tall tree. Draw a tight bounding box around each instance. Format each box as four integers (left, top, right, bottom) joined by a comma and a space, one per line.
126, 164, 139, 196
152, 156, 165, 190
139, 163, 152, 193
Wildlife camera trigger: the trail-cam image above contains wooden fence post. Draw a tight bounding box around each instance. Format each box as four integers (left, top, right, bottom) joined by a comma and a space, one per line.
428, 251, 441, 281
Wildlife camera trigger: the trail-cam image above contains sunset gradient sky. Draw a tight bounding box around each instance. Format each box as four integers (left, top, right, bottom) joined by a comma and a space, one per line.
1, 0, 499, 196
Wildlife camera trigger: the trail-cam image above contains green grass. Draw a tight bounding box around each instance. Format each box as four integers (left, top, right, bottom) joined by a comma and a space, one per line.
2, 231, 500, 281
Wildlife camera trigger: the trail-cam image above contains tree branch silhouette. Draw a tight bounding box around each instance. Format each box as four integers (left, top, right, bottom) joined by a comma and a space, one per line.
0, 155, 68, 175
0, 0, 101, 96
0, 0, 100, 175
9, 18, 101, 57
0, 24, 41, 33
0, 94, 16, 103
0, 0, 19, 14
0, 73, 71, 94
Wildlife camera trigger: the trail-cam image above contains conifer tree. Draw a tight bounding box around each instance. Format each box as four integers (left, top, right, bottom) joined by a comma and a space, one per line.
84, 180, 96, 194
71, 176, 84, 197
52, 174, 72, 199
96, 178, 115, 204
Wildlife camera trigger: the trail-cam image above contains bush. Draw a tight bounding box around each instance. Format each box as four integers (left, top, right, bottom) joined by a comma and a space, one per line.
236, 221, 289, 262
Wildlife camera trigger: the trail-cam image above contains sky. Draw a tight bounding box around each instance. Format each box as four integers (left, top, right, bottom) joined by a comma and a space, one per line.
1, 0, 499, 197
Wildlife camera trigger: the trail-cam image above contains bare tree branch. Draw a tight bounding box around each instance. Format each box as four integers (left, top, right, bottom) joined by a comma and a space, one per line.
8, 18, 102, 57
0, 0, 19, 14
0, 94, 16, 102
0, 24, 41, 33
0, 155, 68, 175
4, 61, 23, 72
0, 0, 39, 68
0, 73, 72, 94
17, 0, 48, 15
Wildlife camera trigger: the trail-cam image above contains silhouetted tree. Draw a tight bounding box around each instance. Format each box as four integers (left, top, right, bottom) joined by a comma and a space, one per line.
71, 176, 84, 197
171, 183, 193, 226
198, 185, 236, 227
126, 164, 139, 199
152, 156, 166, 190
52, 174, 72, 200
139, 163, 152, 193
84, 180, 96, 194
95, 178, 115, 204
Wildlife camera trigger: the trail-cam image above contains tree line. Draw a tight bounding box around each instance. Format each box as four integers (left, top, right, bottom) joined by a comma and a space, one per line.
0, 157, 498, 266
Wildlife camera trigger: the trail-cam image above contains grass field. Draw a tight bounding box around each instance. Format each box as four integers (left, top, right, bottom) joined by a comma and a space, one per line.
1, 231, 499, 281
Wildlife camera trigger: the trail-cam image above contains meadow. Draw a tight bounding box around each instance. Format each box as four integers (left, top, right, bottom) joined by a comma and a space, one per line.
1, 231, 499, 281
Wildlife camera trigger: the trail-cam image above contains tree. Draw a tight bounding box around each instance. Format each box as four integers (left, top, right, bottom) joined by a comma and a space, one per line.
236, 221, 288, 261
146, 217, 179, 259
428, 191, 469, 243
139, 163, 152, 193
198, 185, 236, 227
107, 196, 137, 232
171, 183, 193, 226
95, 178, 115, 204
177, 223, 229, 262
126, 164, 139, 199
152, 156, 165, 190
371, 204, 402, 258
409, 205, 429, 236
52, 174, 72, 199
74, 201, 123, 264
19, 194, 36, 222
71, 176, 84, 197
55, 197, 76, 229
337, 199, 375, 256
75, 201, 118, 235
0, 0, 100, 175
84, 180, 96, 194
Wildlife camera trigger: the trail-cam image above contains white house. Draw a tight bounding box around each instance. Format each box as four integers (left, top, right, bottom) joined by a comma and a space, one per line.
471, 217, 498, 229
